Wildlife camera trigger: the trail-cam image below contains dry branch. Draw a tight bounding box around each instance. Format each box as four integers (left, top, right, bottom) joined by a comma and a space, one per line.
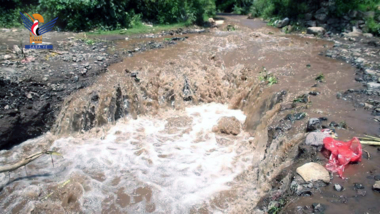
0, 151, 61, 173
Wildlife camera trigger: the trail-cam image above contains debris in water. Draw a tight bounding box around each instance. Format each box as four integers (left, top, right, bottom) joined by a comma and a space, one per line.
323, 137, 362, 178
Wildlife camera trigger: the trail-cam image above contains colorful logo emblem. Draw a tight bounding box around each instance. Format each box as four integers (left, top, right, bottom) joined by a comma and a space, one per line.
20, 12, 58, 49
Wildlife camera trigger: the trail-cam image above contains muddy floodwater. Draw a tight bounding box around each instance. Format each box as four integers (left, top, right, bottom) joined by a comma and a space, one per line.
1, 15, 379, 213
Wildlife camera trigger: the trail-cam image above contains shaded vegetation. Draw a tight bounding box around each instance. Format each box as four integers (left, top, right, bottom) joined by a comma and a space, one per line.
0, 0, 379, 35
1, 0, 215, 31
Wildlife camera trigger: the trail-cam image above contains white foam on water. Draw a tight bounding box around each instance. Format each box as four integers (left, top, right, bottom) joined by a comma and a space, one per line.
0, 103, 254, 213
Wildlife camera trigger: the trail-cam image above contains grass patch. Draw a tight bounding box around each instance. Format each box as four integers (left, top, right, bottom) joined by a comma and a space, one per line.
87, 22, 189, 36
315, 73, 325, 82
259, 67, 278, 86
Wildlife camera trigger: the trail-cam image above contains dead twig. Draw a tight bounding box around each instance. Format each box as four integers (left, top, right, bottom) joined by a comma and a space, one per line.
0, 151, 61, 174
363, 149, 371, 159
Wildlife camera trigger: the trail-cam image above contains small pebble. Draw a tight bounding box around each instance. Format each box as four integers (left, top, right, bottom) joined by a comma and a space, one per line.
334, 184, 343, 192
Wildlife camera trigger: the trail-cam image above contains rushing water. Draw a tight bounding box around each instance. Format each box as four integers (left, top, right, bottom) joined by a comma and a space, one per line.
0, 103, 254, 213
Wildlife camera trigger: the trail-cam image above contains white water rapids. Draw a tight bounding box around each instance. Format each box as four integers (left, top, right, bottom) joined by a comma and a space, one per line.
0, 103, 255, 213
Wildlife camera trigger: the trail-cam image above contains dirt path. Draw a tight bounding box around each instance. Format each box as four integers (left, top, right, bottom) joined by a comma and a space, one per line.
0, 15, 379, 213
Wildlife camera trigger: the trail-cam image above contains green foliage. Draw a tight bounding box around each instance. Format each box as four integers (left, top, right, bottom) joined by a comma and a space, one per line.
38, 0, 132, 31
2, 0, 215, 31
0, 1, 38, 28
315, 73, 325, 82
259, 67, 278, 86
85, 39, 95, 46
232, 5, 244, 14
366, 17, 380, 35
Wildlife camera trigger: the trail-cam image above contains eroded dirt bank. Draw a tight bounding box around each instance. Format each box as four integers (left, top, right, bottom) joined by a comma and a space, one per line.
0, 27, 205, 149
0, 16, 379, 213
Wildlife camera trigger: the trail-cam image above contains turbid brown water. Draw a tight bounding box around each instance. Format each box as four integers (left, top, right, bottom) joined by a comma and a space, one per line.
0, 15, 379, 214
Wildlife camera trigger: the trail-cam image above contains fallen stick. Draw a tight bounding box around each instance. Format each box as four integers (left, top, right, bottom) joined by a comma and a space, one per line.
360, 141, 380, 146
0, 151, 61, 173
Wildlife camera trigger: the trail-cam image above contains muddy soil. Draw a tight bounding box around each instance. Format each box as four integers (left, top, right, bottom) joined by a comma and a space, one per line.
0, 27, 204, 149
0, 15, 379, 214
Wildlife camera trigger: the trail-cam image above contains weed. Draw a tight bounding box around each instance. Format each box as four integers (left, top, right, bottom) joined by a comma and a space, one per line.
293, 94, 309, 103
259, 67, 278, 86
227, 24, 236, 31
315, 73, 325, 82
85, 39, 95, 46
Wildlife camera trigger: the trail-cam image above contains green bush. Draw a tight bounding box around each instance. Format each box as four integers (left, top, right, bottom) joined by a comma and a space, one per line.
2, 0, 215, 31
38, 0, 132, 31
366, 17, 380, 35
0, 0, 38, 28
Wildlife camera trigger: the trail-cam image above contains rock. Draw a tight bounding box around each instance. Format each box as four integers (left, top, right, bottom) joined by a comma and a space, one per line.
315, 13, 328, 22
296, 162, 330, 183
305, 132, 329, 146
373, 181, 380, 190
367, 82, 380, 89
73, 75, 79, 82
368, 41, 378, 47
307, 118, 321, 132
363, 33, 373, 38
305, 13, 313, 21
365, 69, 378, 76
125, 37, 129, 41
2, 54, 12, 60
212, 116, 241, 135
355, 57, 365, 64
334, 184, 343, 192
356, 189, 367, 196
23, 185, 41, 199
42, 77, 48, 81
97, 56, 105, 61
312, 203, 326, 213
280, 103, 294, 111
307, 27, 326, 36
277, 18, 290, 28
336, 92, 342, 99
352, 26, 362, 34
327, 18, 338, 25
281, 25, 293, 33
13, 45, 21, 55
354, 183, 364, 189
363, 11, 375, 19
374, 175, 380, 181
349, 10, 358, 18
306, 21, 317, 27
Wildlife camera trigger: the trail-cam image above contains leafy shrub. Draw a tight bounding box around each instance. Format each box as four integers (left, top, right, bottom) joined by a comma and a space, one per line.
0, 0, 38, 28
38, 0, 132, 31
232, 5, 244, 14
366, 17, 380, 35
36, 0, 215, 31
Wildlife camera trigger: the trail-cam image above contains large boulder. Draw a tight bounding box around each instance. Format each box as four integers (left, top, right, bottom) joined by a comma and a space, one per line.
277, 18, 290, 28
315, 13, 328, 22
307, 27, 326, 36
306, 118, 322, 132
305, 132, 329, 146
373, 181, 380, 190
212, 116, 242, 135
306, 21, 316, 27
296, 162, 330, 183
348, 10, 358, 18
304, 13, 313, 21
314, 7, 329, 22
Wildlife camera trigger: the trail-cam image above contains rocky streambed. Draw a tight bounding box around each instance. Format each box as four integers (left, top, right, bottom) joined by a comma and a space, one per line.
0, 16, 380, 214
